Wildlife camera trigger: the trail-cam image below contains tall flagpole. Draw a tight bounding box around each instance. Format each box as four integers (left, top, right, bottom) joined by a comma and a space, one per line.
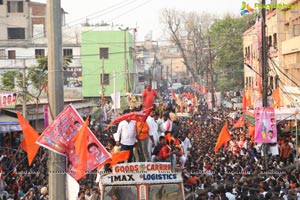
47, 0, 66, 199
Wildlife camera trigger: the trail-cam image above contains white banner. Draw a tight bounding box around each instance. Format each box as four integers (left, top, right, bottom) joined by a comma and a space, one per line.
111, 92, 121, 109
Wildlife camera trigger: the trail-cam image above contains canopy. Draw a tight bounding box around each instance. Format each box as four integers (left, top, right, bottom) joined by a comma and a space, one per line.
0, 114, 21, 133
245, 107, 300, 122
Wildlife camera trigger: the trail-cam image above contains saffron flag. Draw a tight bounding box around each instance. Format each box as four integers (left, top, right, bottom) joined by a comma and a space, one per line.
74, 117, 89, 180
171, 89, 178, 102
109, 150, 130, 167
232, 115, 245, 129
17, 112, 40, 166
247, 124, 255, 141
257, 75, 262, 98
214, 122, 231, 153
272, 87, 280, 108
242, 90, 247, 111
36, 104, 111, 179
246, 87, 253, 109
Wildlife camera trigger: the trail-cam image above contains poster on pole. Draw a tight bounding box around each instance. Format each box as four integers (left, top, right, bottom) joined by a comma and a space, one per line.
36, 104, 111, 177
111, 92, 120, 109
0, 91, 18, 108
254, 107, 277, 143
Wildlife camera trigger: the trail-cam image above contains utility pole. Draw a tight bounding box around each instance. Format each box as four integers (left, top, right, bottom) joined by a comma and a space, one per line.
119, 27, 130, 93
22, 60, 27, 118
101, 57, 105, 104
261, 0, 269, 170
261, 0, 268, 107
47, 0, 66, 199
208, 36, 215, 108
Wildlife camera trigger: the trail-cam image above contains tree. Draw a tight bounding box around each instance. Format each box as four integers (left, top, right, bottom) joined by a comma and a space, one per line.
209, 13, 256, 91
1, 56, 71, 127
160, 9, 216, 83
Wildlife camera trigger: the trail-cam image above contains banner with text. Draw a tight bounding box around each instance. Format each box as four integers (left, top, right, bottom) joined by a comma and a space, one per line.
36, 104, 111, 177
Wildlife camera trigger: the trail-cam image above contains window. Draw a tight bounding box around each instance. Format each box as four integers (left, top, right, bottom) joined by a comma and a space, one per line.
7, 1, 23, 13
35, 49, 45, 58
273, 33, 277, 49
99, 48, 109, 59
63, 48, 73, 58
8, 50, 16, 59
7, 28, 25, 39
268, 36, 272, 47
293, 24, 300, 36
100, 73, 110, 85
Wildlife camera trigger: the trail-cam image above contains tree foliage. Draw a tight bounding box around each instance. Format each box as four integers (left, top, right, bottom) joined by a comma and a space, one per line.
1, 56, 72, 101
208, 13, 256, 91
161, 8, 256, 91
160, 9, 216, 83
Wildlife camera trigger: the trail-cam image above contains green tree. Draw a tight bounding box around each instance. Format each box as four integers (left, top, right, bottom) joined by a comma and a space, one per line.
209, 13, 256, 91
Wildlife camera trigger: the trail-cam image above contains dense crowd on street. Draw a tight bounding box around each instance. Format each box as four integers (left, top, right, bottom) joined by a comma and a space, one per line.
0, 84, 300, 199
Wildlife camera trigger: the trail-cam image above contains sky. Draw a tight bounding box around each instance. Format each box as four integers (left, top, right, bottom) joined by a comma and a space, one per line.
33, 0, 269, 41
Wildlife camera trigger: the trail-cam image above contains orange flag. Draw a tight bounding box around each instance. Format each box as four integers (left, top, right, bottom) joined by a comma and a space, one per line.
17, 112, 40, 166
109, 150, 130, 168
257, 75, 262, 99
242, 90, 247, 111
171, 89, 178, 102
246, 87, 253, 109
214, 122, 231, 153
232, 116, 245, 129
272, 87, 280, 108
74, 117, 89, 180
247, 124, 255, 141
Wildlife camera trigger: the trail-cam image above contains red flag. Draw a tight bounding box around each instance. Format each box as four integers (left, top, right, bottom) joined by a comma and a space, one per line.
171, 89, 178, 102
105, 111, 146, 130
17, 112, 40, 166
74, 117, 89, 180
242, 90, 247, 111
272, 87, 280, 108
232, 115, 245, 129
214, 122, 232, 153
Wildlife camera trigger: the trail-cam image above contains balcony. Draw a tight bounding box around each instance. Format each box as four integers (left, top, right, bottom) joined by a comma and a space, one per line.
282, 35, 300, 54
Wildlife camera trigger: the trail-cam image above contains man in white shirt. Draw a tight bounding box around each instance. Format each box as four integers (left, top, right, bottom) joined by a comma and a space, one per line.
114, 111, 137, 162
146, 110, 159, 156
182, 133, 192, 159
159, 112, 173, 135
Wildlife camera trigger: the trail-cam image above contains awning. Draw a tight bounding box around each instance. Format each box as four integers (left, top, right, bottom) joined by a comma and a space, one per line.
0, 114, 21, 133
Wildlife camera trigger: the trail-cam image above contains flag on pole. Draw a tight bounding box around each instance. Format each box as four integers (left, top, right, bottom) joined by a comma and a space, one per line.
214, 122, 231, 153
109, 150, 130, 168
272, 87, 280, 108
242, 90, 247, 111
232, 115, 245, 129
74, 117, 89, 180
17, 112, 40, 166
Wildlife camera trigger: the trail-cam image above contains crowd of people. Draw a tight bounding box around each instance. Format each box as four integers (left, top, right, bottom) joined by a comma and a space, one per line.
0, 83, 300, 200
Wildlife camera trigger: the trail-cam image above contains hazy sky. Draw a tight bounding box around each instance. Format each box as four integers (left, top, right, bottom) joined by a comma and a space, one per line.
34, 0, 268, 41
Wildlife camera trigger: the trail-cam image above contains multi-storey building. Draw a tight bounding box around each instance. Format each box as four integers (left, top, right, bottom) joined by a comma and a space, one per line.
81, 28, 135, 99
243, 0, 300, 107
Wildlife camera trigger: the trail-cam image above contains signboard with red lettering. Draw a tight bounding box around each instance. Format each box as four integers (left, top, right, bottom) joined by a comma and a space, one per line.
101, 162, 183, 185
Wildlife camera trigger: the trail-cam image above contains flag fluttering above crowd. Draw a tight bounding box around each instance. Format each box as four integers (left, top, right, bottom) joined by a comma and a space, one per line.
17, 104, 112, 181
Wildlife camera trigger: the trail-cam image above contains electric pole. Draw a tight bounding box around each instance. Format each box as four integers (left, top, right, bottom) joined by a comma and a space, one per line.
261, 0, 269, 170
22, 60, 27, 118
119, 27, 130, 93
208, 36, 215, 108
47, 0, 66, 199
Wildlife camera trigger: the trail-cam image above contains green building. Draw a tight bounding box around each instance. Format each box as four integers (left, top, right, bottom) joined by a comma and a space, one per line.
81, 30, 134, 99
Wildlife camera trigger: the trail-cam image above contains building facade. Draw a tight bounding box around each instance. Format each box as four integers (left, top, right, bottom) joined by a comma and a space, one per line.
243, 0, 300, 108
81, 30, 134, 98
